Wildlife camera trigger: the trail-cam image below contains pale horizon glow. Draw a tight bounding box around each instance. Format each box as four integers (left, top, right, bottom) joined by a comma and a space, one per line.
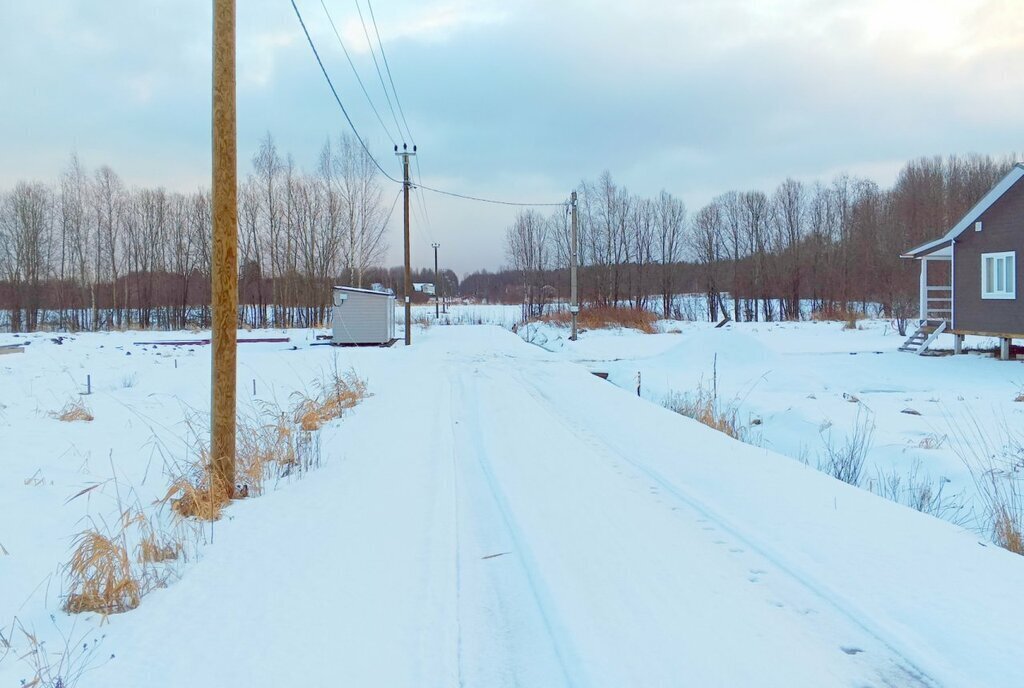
1, 0, 1022, 274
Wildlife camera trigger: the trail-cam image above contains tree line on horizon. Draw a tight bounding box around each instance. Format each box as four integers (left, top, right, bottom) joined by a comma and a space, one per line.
0, 133, 399, 332
1, 148, 1018, 333
493, 153, 1018, 325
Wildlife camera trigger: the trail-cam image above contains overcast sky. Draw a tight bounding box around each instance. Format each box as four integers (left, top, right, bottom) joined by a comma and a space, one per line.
1, 0, 1022, 274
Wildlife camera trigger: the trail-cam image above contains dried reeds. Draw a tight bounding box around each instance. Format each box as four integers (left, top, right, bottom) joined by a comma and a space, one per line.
994, 507, 1023, 554
540, 306, 659, 334
165, 404, 331, 520
163, 450, 233, 521
810, 305, 864, 327
136, 517, 183, 564
293, 369, 367, 431
63, 530, 140, 615
9, 617, 111, 688
665, 387, 743, 440
50, 399, 94, 423
946, 410, 1024, 555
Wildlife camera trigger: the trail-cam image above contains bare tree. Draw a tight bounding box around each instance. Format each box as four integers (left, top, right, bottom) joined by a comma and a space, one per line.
0, 183, 53, 331
691, 201, 723, 321
628, 196, 656, 310
655, 190, 685, 318
505, 209, 551, 319
770, 178, 806, 320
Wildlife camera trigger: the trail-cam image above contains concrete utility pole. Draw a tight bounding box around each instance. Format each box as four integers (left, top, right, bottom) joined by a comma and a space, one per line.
211, 0, 237, 493
570, 190, 579, 341
432, 242, 440, 319
396, 144, 415, 345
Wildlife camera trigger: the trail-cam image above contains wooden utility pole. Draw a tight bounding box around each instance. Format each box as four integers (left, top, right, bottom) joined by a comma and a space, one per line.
211, 0, 237, 492
570, 190, 579, 341
396, 144, 415, 345
432, 242, 440, 319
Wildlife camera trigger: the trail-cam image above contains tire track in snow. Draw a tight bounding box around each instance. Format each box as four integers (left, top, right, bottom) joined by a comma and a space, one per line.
448, 366, 587, 688
510, 363, 941, 688
441, 363, 465, 688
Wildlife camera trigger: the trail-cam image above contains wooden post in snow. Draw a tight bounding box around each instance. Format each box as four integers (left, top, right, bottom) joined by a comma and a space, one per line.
570, 190, 579, 341
211, 0, 237, 493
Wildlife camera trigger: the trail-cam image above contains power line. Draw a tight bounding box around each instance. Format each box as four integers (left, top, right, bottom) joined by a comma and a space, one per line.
291, 0, 566, 208
357, 0, 429, 226
412, 158, 434, 233
290, 0, 403, 185
382, 186, 403, 227
366, 0, 414, 144
354, 0, 404, 144
320, 0, 397, 146
417, 182, 567, 207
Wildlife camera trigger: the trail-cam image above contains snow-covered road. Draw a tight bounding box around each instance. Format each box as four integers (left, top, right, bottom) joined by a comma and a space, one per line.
446, 356, 932, 687
11, 326, 1024, 687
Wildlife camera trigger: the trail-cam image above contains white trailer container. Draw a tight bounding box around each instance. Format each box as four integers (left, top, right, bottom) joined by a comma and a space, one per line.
331, 286, 396, 345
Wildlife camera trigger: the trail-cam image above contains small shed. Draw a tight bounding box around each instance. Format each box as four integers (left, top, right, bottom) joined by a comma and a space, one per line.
331, 286, 396, 345
902, 163, 1023, 359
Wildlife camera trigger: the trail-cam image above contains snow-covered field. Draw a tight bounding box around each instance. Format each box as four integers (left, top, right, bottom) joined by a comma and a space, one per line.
524, 318, 1024, 531
2, 318, 1023, 686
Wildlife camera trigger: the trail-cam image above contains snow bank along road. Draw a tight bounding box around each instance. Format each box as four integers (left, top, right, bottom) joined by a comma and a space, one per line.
73, 328, 1024, 686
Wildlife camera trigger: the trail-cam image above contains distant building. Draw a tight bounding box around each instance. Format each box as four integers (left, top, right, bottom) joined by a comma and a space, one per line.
413, 282, 436, 296
331, 286, 396, 345
902, 163, 1022, 359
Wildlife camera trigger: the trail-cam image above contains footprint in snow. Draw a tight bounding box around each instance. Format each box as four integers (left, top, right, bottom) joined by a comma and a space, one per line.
840, 646, 864, 655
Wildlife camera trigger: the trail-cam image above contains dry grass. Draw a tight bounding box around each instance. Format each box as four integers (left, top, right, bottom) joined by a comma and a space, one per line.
947, 411, 1024, 555
63, 530, 140, 615
135, 517, 183, 564
8, 617, 110, 688
293, 369, 367, 431
995, 507, 1023, 554
817, 408, 874, 486
664, 385, 743, 440
50, 399, 94, 423
667, 389, 741, 438
236, 414, 294, 490
163, 449, 234, 520
865, 459, 968, 526
539, 306, 659, 334
165, 405, 330, 520
810, 306, 864, 330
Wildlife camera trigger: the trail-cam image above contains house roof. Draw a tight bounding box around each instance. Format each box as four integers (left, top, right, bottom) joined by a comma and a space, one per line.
902, 163, 1024, 258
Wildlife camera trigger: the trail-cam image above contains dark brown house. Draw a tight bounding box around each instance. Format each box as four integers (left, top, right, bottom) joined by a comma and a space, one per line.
902, 163, 1022, 359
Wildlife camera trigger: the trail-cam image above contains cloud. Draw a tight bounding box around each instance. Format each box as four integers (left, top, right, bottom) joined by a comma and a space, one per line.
2, 0, 1023, 271
335, 0, 507, 53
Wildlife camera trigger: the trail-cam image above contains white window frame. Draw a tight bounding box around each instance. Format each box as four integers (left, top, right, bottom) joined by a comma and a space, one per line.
981, 251, 1016, 300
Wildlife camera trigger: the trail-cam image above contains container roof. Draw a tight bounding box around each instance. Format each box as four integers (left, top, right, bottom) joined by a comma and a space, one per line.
332, 286, 393, 296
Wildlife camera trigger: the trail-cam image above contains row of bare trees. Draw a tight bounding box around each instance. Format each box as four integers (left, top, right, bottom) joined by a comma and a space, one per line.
502, 154, 1017, 322
689, 154, 1015, 322
0, 133, 392, 332
504, 179, 688, 318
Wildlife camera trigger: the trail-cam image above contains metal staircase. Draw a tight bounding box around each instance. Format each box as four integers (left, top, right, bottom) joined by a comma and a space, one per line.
899, 319, 947, 354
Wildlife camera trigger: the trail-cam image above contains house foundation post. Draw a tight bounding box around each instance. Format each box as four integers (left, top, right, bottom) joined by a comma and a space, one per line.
1000, 338, 1011, 361
953, 333, 964, 355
